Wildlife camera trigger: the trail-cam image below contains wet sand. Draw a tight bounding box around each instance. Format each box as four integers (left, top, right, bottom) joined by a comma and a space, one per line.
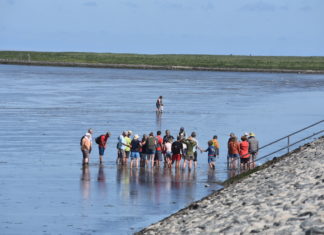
137, 137, 324, 234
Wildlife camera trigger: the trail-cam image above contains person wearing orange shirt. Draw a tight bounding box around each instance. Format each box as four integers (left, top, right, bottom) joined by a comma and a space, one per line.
212, 135, 220, 157
228, 135, 240, 169
239, 136, 250, 170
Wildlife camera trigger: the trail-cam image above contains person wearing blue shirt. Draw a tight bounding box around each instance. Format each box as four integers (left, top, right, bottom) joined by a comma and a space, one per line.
202, 140, 216, 169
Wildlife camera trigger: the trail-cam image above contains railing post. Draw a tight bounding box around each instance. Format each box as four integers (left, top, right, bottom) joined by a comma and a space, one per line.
287, 136, 290, 153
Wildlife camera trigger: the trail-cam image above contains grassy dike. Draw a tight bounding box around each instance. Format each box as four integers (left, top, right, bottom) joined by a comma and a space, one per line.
1, 51, 324, 73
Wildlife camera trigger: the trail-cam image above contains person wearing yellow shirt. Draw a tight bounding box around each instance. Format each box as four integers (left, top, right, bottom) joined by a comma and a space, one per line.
124, 130, 132, 165
212, 135, 220, 157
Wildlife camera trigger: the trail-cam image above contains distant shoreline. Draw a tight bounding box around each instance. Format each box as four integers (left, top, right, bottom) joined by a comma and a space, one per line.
1, 51, 324, 74
1, 59, 324, 74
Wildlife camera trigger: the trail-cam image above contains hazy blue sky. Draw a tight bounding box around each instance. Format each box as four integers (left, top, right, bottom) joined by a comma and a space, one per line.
0, 0, 323, 56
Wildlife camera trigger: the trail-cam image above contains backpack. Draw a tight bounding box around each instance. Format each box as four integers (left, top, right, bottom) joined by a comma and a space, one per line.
95, 135, 103, 145
80, 135, 85, 146
172, 142, 181, 153
147, 136, 156, 150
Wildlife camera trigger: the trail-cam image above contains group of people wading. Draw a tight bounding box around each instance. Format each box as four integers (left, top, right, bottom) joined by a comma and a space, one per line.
80, 127, 259, 171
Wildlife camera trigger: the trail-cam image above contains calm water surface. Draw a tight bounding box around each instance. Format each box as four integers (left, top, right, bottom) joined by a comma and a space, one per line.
0, 65, 323, 234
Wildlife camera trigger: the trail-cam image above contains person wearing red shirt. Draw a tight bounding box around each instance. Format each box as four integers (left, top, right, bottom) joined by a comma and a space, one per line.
228, 135, 240, 170
239, 136, 250, 170
154, 130, 163, 167
98, 132, 110, 164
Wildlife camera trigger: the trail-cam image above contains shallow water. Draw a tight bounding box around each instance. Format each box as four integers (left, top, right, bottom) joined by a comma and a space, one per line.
0, 65, 323, 234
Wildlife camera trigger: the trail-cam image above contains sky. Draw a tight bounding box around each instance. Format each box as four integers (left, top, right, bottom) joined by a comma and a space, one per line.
0, 0, 323, 56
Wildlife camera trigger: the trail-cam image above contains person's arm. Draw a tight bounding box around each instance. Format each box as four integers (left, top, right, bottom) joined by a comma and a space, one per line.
197, 143, 203, 152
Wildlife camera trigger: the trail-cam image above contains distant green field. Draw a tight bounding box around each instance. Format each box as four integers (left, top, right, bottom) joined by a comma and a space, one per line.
1, 51, 324, 71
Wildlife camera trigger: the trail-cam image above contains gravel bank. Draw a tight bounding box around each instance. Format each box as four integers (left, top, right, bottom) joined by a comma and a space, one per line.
137, 137, 324, 234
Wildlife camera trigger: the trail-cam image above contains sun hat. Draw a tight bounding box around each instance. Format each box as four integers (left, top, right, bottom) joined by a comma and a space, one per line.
244, 132, 249, 137
249, 132, 255, 137
134, 134, 139, 139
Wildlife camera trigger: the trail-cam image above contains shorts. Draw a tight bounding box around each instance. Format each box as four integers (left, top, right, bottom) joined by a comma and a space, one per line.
193, 151, 198, 162
165, 151, 172, 159
185, 154, 194, 161
131, 152, 140, 159
172, 154, 182, 161
118, 149, 126, 159
241, 158, 249, 164
228, 153, 240, 158
208, 156, 216, 164
125, 151, 130, 158
154, 151, 162, 161
140, 153, 148, 160
147, 149, 155, 155
99, 146, 105, 155
82, 149, 90, 159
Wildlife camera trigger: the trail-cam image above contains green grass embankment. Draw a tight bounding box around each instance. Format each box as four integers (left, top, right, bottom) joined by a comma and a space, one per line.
1, 51, 324, 73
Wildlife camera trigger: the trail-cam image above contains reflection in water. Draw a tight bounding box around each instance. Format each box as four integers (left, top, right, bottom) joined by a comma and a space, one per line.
81, 165, 91, 200
155, 111, 162, 130
97, 164, 106, 182
207, 168, 216, 183
116, 166, 198, 202
97, 164, 107, 197
228, 169, 240, 178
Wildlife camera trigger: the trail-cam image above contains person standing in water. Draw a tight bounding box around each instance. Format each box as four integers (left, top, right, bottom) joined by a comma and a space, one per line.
147, 132, 157, 168
228, 134, 240, 170
191, 132, 203, 168
130, 134, 141, 168
156, 96, 164, 112
202, 140, 217, 169
117, 131, 128, 165
212, 135, 220, 157
178, 127, 186, 139
96, 132, 110, 164
155, 131, 163, 167
124, 130, 132, 164
248, 132, 259, 168
81, 133, 92, 165
182, 136, 197, 170
172, 136, 183, 169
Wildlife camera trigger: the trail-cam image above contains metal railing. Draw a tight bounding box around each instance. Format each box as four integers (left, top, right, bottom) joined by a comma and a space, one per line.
229, 120, 324, 171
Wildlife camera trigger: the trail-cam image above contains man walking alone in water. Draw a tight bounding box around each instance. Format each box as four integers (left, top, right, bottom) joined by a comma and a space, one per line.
156, 96, 163, 113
